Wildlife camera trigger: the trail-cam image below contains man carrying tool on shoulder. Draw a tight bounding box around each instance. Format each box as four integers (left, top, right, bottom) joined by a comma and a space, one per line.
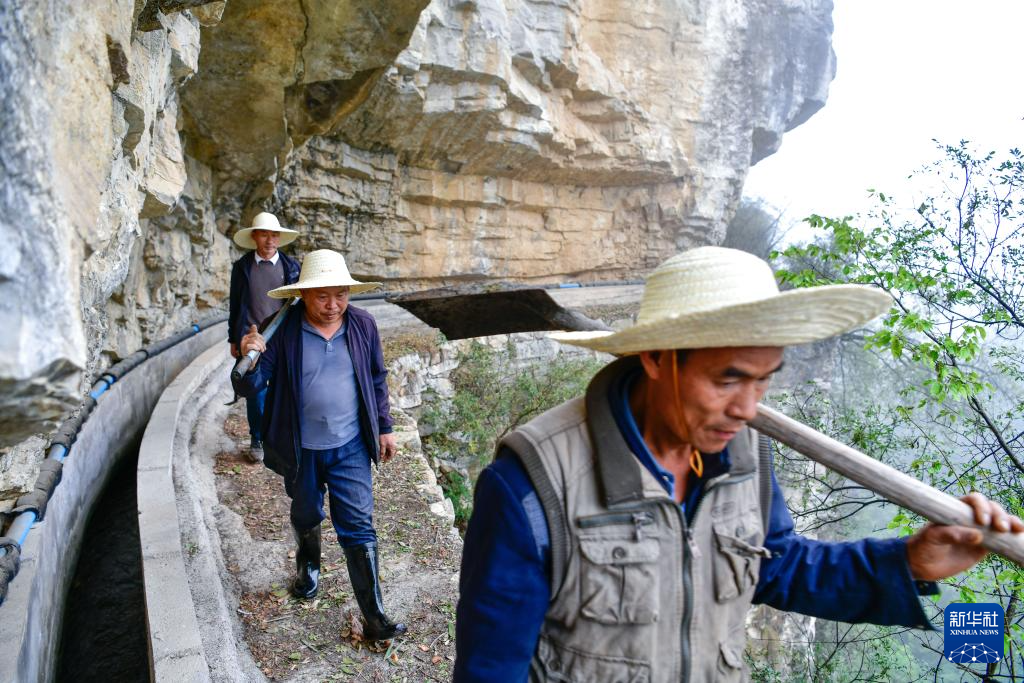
228, 212, 301, 463
454, 246, 1023, 682
233, 249, 406, 642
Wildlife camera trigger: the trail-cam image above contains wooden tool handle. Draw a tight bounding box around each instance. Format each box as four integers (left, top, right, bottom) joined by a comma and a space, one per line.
750, 403, 1024, 567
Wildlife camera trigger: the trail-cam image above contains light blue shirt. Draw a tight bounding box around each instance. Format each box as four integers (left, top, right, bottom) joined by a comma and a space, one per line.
299, 319, 361, 449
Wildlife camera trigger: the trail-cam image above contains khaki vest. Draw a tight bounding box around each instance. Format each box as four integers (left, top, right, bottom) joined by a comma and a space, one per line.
500, 357, 773, 683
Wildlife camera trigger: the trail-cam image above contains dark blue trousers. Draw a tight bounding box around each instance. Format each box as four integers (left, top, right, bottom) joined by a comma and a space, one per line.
285, 435, 377, 547
245, 384, 268, 441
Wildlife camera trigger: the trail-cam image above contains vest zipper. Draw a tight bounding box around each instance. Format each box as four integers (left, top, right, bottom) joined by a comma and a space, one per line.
678, 471, 754, 683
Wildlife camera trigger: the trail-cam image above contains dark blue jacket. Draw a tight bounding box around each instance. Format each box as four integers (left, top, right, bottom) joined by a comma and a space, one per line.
454, 366, 937, 682
231, 302, 393, 480
228, 251, 301, 345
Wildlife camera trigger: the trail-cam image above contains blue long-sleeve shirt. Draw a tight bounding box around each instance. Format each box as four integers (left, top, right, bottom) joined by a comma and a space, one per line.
455, 370, 936, 682
231, 302, 393, 480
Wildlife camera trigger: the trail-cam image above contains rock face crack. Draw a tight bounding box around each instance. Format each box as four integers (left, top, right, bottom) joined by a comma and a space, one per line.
294, 0, 310, 87
106, 36, 130, 86
302, 70, 387, 127
137, 0, 224, 32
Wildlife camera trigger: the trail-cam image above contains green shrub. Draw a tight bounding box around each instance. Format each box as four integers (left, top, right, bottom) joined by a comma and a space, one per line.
440, 470, 473, 531
423, 341, 605, 527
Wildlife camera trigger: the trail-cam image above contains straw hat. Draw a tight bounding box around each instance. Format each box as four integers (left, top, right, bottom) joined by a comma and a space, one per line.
233, 212, 300, 250
267, 249, 381, 299
550, 246, 891, 354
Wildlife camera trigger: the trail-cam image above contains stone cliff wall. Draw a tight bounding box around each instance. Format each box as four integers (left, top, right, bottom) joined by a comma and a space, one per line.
268, 0, 835, 287
1, 1, 228, 447
0, 0, 834, 451
0, 0, 428, 447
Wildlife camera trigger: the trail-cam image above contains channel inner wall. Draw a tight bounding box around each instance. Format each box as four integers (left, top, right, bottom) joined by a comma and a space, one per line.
0, 323, 226, 683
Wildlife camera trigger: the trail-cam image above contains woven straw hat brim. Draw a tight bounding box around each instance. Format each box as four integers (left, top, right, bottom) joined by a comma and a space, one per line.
550, 284, 891, 354
267, 277, 381, 299
233, 227, 300, 250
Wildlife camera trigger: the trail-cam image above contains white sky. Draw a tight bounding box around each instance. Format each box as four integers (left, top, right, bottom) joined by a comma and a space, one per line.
743, 1, 1024, 239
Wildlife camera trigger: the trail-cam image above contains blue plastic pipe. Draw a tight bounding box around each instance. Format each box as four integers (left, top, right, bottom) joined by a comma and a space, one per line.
89, 378, 112, 400
0, 317, 217, 563
7, 512, 36, 546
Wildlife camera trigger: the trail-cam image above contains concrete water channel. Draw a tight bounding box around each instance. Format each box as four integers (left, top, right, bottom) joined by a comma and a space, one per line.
0, 286, 641, 682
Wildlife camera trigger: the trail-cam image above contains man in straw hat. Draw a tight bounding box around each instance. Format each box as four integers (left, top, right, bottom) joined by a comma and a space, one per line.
233, 248, 406, 641
229, 211, 301, 463
454, 246, 1022, 681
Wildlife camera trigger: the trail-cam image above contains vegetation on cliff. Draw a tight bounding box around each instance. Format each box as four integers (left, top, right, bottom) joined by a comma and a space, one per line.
762, 141, 1024, 681
421, 341, 605, 529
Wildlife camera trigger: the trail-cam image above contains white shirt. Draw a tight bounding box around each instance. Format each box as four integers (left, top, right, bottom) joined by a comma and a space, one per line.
254, 251, 280, 265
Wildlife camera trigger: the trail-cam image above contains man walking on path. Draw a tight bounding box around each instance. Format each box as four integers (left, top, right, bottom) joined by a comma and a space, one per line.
454, 246, 1024, 682
233, 249, 406, 642
228, 212, 301, 463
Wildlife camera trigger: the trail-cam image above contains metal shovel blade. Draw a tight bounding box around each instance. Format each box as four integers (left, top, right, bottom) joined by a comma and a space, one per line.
385, 287, 612, 340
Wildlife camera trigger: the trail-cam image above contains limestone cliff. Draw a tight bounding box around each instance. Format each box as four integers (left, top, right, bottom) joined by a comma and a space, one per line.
267, 0, 835, 286
0, 2, 222, 447
0, 0, 834, 449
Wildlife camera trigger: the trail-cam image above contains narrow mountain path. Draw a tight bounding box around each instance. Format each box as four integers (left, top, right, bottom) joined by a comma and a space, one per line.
208, 396, 461, 682
188, 286, 640, 681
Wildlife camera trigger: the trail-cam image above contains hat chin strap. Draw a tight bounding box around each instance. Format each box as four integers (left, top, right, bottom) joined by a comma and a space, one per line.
690, 448, 703, 478
670, 351, 703, 478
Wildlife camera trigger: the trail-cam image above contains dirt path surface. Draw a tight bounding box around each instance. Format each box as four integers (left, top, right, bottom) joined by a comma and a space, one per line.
211, 399, 462, 682
170, 290, 642, 681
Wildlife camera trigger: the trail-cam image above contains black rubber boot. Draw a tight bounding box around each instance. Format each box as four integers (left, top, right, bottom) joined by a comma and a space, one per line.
290, 525, 321, 599
343, 543, 407, 641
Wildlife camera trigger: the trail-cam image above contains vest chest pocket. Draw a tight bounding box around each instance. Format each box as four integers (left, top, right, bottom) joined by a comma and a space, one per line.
711, 520, 771, 603
578, 536, 661, 624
